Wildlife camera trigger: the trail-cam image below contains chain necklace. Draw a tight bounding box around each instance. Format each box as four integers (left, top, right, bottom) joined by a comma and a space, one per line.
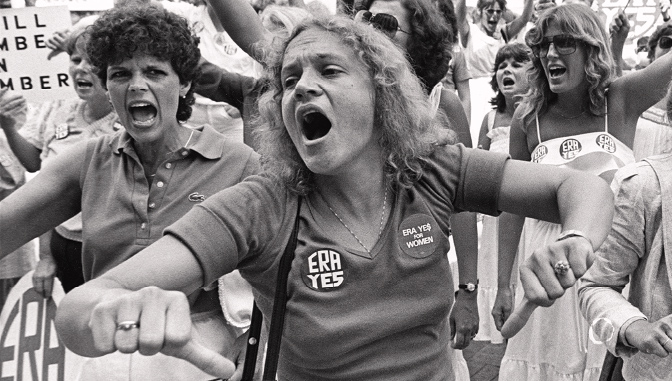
321, 188, 388, 254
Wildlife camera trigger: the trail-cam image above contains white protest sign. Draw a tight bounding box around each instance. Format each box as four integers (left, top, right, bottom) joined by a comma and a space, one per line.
34, 0, 114, 11
0, 271, 85, 381
0, 6, 75, 103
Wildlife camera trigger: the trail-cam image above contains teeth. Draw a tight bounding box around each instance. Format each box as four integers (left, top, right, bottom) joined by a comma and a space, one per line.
130, 102, 151, 108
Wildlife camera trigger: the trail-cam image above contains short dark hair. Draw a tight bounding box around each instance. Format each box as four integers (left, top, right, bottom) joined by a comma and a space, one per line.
489, 42, 531, 111
86, 4, 201, 122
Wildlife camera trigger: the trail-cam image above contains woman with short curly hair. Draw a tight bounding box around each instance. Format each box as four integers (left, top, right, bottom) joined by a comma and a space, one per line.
494, 4, 672, 380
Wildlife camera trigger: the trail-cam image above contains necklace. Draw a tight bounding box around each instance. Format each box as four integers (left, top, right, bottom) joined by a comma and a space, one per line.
148, 129, 194, 179
321, 187, 388, 253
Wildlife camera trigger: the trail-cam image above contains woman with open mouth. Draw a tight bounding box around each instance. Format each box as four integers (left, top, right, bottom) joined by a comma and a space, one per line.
0, 5, 260, 380
0, 16, 117, 299
496, 4, 672, 381
52, 9, 615, 381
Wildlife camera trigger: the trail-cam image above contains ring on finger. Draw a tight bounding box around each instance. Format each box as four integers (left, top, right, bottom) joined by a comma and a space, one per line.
662, 337, 671, 347
116, 321, 140, 331
554, 261, 570, 276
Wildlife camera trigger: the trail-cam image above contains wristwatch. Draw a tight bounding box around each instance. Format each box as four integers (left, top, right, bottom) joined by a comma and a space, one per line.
458, 280, 479, 292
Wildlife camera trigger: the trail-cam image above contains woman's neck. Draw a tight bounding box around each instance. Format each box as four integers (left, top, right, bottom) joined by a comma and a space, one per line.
83, 98, 113, 124
135, 124, 192, 176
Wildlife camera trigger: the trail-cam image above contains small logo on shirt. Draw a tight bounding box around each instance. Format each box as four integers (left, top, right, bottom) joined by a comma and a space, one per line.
531, 145, 548, 163
560, 138, 582, 160
398, 214, 439, 258
188, 192, 206, 202
596, 134, 616, 153
54, 124, 69, 139
302, 249, 346, 291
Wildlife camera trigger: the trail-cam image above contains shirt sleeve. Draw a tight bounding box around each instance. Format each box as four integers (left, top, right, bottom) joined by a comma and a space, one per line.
164, 175, 295, 286
578, 163, 650, 357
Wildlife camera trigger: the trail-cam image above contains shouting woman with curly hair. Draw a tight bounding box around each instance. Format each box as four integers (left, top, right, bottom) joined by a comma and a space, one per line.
493, 4, 672, 380
0, 4, 260, 380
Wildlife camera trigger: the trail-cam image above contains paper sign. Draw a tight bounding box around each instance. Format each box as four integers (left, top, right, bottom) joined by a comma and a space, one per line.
0, 6, 76, 103
0, 271, 85, 381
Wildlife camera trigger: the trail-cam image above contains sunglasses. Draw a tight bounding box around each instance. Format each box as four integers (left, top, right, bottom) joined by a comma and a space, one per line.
361, 12, 411, 37
636, 45, 649, 53
483, 8, 503, 16
658, 36, 672, 50
531, 35, 581, 58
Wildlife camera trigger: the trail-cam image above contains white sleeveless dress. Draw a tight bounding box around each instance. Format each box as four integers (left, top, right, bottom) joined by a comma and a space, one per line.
499, 111, 635, 381
475, 110, 514, 344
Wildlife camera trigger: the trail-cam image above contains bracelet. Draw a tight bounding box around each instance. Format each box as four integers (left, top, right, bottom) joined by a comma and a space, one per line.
556, 230, 593, 248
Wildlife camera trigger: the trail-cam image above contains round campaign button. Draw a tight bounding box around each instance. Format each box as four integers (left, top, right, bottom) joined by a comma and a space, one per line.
397, 214, 439, 258
560, 138, 582, 160
596, 134, 616, 153
531, 144, 548, 163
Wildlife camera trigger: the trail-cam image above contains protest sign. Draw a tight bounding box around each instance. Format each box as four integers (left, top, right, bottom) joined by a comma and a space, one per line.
0, 271, 85, 381
34, 0, 113, 11
0, 6, 75, 103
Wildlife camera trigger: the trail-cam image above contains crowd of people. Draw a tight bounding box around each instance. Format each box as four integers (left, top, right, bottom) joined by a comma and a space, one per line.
1, 0, 672, 380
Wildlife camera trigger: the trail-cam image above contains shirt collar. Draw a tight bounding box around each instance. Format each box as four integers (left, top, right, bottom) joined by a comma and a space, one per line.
112, 124, 225, 160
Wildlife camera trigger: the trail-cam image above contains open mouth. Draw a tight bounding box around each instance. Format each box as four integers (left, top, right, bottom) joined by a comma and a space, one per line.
76, 79, 93, 89
502, 78, 515, 86
302, 111, 332, 141
548, 67, 566, 78
129, 102, 157, 126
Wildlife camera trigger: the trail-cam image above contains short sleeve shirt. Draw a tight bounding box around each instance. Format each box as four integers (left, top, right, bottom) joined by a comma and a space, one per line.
79, 124, 260, 280
166, 144, 508, 380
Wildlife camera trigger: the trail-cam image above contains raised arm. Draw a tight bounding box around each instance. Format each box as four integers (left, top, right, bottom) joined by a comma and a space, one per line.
454, 0, 470, 48
208, 0, 274, 62
0, 89, 41, 172
0, 141, 84, 258
504, 0, 534, 41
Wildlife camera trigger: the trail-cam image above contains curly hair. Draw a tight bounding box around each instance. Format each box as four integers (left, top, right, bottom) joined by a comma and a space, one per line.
518, 3, 613, 124
359, 0, 453, 91
647, 23, 672, 62
86, 5, 201, 122
254, 16, 449, 195
489, 42, 531, 111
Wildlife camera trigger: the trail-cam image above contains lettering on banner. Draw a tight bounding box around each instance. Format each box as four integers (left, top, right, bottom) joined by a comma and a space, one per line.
398, 214, 440, 258
531, 144, 548, 163
0, 6, 74, 102
596, 134, 616, 153
0, 288, 66, 381
559, 138, 582, 160
302, 249, 347, 291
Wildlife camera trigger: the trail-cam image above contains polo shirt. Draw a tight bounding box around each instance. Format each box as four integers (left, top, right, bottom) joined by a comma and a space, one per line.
79, 124, 260, 280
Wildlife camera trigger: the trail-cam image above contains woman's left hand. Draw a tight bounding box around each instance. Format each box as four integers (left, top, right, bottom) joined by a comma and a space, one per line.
450, 290, 479, 349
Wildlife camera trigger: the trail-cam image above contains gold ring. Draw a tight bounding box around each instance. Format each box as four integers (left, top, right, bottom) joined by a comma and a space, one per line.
662, 337, 671, 347
117, 321, 140, 331
554, 261, 570, 275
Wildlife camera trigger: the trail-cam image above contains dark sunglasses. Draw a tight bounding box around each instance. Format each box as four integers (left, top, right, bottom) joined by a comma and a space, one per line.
531, 35, 581, 58
361, 11, 411, 37
658, 36, 672, 50
636, 45, 649, 53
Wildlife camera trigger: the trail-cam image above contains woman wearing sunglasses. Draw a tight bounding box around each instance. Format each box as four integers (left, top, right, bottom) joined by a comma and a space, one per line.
455, 0, 534, 143
493, 3, 672, 380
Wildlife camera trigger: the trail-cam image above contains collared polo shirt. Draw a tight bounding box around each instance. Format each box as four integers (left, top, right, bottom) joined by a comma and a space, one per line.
79, 124, 260, 280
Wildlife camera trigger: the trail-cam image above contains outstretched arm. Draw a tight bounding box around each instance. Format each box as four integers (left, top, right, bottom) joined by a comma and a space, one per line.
55, 235, 235, 378
454, 0, 470, 48
0, 141, 84, 259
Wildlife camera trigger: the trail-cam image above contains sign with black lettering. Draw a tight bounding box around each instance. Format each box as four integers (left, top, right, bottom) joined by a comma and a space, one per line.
0, 271, 85, 380
0, 6, 75, 103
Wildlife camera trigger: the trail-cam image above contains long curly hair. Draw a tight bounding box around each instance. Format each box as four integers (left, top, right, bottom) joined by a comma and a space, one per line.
489, 42, 531, 111
255, 16, 449, 195
518, 3, 613, 124
86, 5, 201, 122
359, 0, 453, 91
